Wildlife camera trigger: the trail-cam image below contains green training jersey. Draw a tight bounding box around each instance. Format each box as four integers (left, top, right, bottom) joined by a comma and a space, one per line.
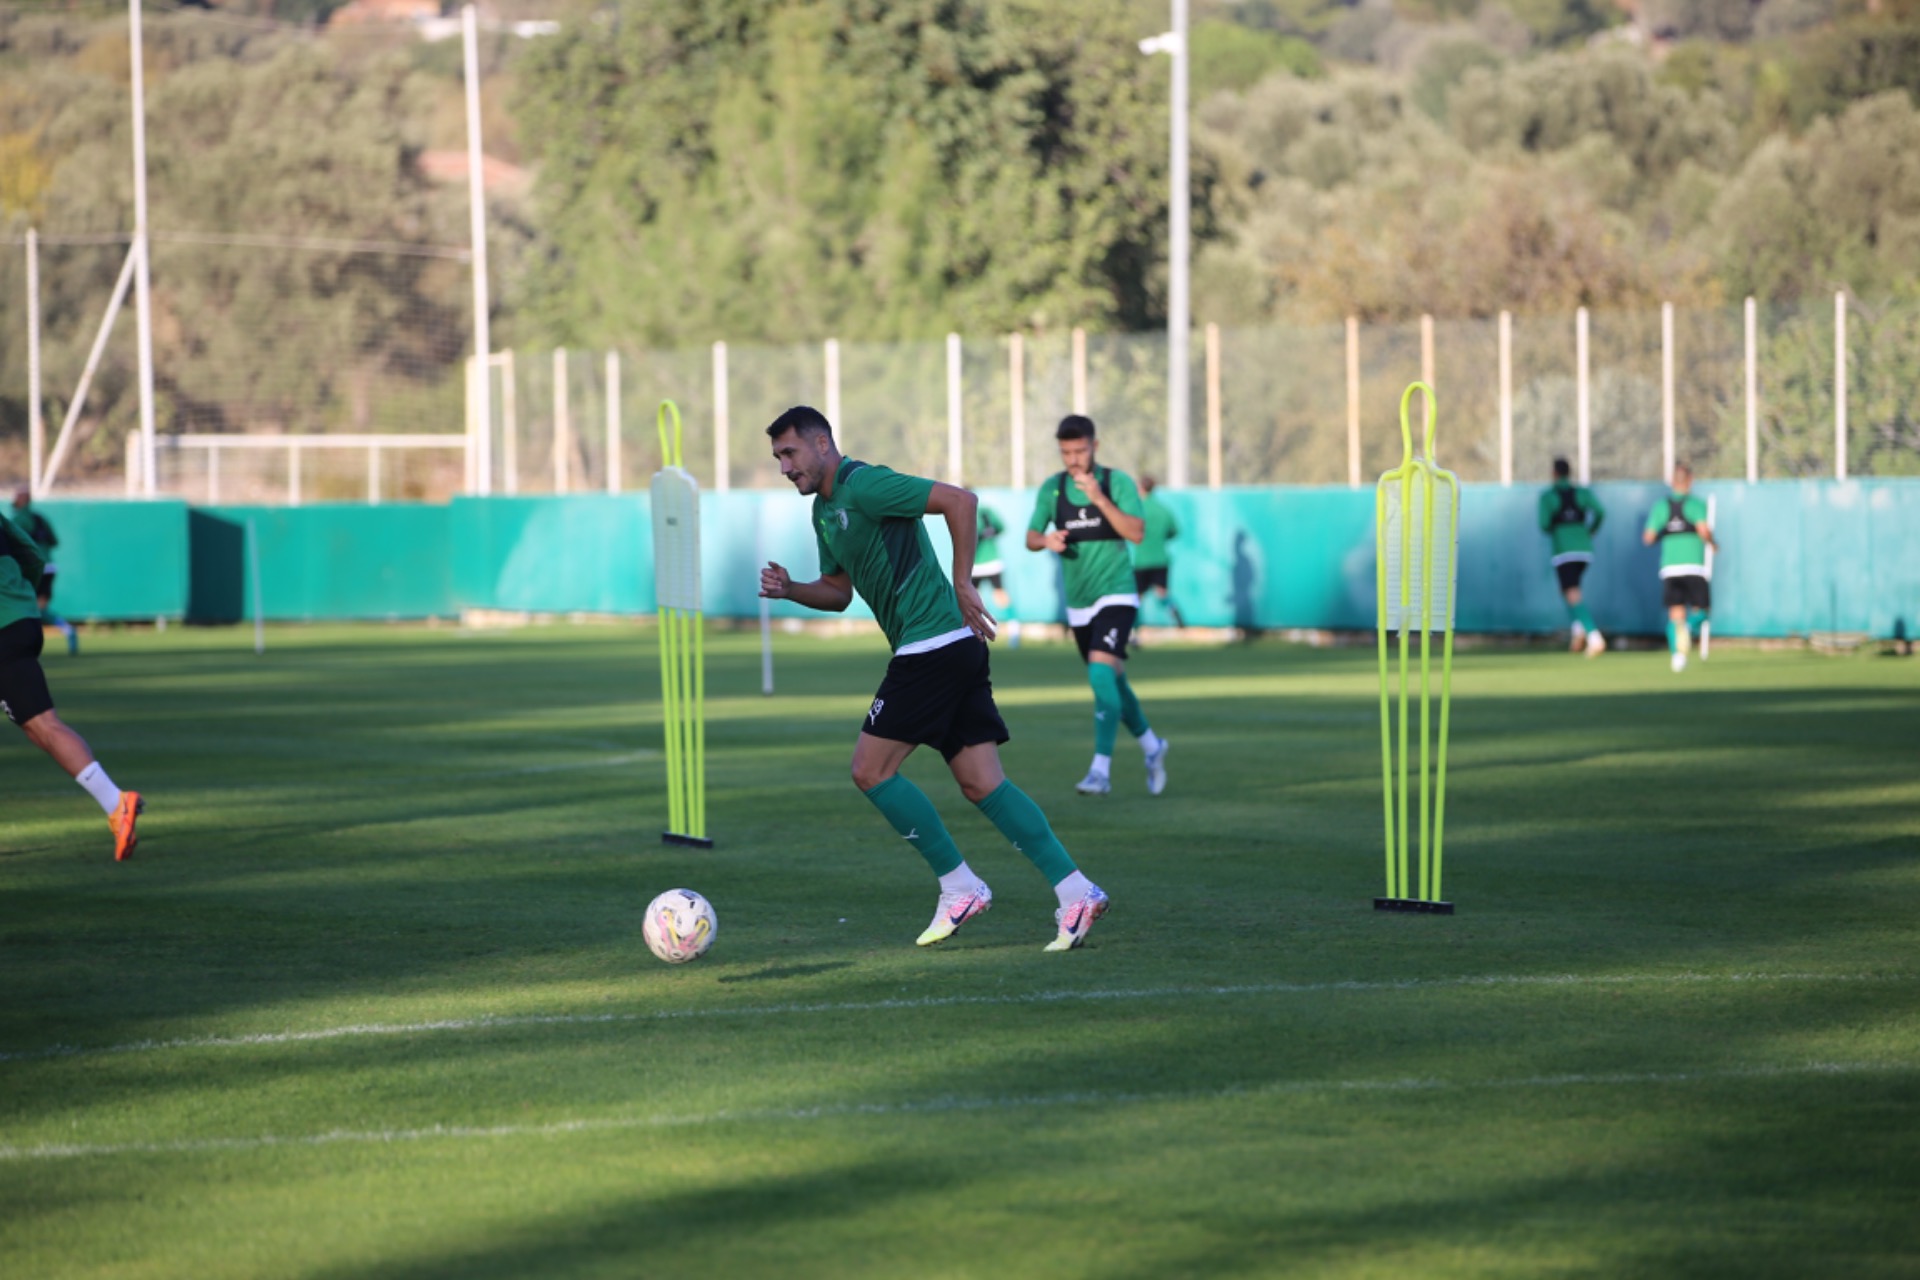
1644, 492, 1710, 577
1028, 466, 1143, 619
1538, 481, 1604, 562
0, 510, 48, 630
812, 458, 967, 653
975, 506, 1006, 571
1135, 493, 1178, 571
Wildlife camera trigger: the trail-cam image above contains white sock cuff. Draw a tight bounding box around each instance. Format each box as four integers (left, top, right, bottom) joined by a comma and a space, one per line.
75, 761, 121, 815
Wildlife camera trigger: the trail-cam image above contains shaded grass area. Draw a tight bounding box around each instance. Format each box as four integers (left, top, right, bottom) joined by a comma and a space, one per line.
2, 624, 1917, 1277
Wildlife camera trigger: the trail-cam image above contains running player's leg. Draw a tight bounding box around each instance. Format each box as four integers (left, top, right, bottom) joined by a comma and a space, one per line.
951, 741, 1107, 951
2, 618, 140, 857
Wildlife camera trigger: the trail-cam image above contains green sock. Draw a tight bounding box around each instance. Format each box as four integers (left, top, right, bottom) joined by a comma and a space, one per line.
862, 774, 963, 877
1572, 602, 1596, 632
1116, 671, 1150, 738
1087, 663, 1121, 756
1564, 597, 1582, 627
975, 779, 1078, 886
1688, 608, 1706, 638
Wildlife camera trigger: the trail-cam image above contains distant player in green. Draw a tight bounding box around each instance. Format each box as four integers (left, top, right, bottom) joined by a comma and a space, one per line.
1539, 459, 1605, 656
969, 496, 1019, 648
759, 406, 1109, 952
12, 487, 77, 655
1642, 461, 1717, 674
0, 507, 142, 859
1026, 414, 1170, 797
1133, 474, 1185, 629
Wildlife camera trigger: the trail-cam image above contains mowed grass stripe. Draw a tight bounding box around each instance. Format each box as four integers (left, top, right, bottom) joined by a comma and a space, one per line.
2, 969, 1911, 1064
4, 1059, 1912, 1164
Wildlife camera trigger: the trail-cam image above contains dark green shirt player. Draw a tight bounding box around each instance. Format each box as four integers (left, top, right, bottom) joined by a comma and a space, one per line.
759, 405, 1110, 952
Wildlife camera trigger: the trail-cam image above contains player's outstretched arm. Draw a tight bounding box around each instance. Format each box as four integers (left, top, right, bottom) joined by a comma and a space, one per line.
760, 562, 853, 613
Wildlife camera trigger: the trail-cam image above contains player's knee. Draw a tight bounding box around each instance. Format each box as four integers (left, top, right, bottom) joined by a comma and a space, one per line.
19, 709, 61, 748
850, 760, 892, 793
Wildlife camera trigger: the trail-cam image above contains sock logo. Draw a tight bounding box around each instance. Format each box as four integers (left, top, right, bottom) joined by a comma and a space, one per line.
904, 828, 918, 841
868, 697, 884, 725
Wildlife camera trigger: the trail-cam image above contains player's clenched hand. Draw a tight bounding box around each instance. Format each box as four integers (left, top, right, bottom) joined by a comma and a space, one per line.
954, 579, 997, 643
1043, 529, 1070, 553
759, 561, 792, 599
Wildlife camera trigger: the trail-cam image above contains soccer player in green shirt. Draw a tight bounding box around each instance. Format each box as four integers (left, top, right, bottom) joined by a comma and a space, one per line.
0, 508, 143, 859
1025, 415, 1170, 798
13, 486, 78, 655
969, 496, 1019, 648
1133, 474, 1186, 630
1641, 461, 1717, 674
1539, 459, 1606, 656
759, 406, 1110, 952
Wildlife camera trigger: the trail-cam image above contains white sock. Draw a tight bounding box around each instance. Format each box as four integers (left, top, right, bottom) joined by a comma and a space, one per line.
938, 863, 983, 896
1088, 754, 1111, 777
1137, 729, 1164, 756
1054, 870, 1093, 908
75, 761, 122, 815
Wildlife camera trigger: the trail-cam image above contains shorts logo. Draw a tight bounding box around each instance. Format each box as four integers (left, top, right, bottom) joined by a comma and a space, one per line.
868, 697, 884, 725
0, 698, 11, 724
1103, 627, 1119, 649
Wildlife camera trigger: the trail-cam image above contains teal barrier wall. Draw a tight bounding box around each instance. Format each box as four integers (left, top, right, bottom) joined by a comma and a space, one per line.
31, 500, 191, 621
188, 505, 455, 622
32, 480, 1920, 638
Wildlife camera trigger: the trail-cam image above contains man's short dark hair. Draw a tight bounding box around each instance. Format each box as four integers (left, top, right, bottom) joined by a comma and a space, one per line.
1055, 414, 1096, 442
766, 405, 834, 441
1552, 458, 1571, 479
1674, 460, 1693, 479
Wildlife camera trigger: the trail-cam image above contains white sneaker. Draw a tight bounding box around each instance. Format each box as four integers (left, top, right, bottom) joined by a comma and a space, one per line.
1144, 739, 1170, 796
915, 881, 992, 946
1044, 885, 1109, 952
1586, 631, 1605, 657
1671, 651, 1687, 673
1075, 768, 1111, 796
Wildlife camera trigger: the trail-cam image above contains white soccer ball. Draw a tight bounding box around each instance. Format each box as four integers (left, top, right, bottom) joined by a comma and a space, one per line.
643, 888, 716, 964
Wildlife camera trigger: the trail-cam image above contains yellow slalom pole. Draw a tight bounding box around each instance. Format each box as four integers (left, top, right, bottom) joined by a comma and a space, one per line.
691, 609, 707, 840
1376, 482, 1396, 901
660, 606, 683, 839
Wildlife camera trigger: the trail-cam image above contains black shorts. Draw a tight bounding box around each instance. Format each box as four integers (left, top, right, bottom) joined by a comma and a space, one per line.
864, 635, 1009, 761
1134, 566, 1170, 593
0, 616, 54, 727
1554, 561, 1588, 592
1662, 575, 1711, 611
1073, 604, 1136, 664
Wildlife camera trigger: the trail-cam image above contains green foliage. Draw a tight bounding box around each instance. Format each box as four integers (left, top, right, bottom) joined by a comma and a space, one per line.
1190, 17, 1323, 97
513, 0, 1188, 347
1408, 33, 1503, 120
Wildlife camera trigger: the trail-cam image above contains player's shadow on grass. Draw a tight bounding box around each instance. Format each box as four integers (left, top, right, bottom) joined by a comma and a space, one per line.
718, 961, 854, 984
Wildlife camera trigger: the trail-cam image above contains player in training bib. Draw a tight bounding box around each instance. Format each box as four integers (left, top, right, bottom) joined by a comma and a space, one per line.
1539, 458, 1606, 656
759, 405, 1110, 952
13, 487, 78, 655
0, 507, 142, 858
1642, 461, 1717, 674
1026, 415, 1170, 797
1134, 474, 1186, 630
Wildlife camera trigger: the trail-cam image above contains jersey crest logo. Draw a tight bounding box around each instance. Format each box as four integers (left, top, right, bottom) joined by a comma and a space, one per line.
838, 510, 850, 530
868, 697, 884, 725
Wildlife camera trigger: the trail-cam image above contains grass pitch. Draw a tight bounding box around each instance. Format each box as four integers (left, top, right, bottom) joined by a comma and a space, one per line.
2, 624, 1917, 1278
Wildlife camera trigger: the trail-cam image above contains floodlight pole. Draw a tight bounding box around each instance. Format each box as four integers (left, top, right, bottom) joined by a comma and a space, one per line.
129, 0, 157, 496
463, 4, 492, 496
1141, 5, 1190, 489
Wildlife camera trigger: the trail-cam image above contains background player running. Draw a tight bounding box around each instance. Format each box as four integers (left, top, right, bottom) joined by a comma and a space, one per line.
1026, 415, 1169, 797
1134, 474, 1186, 631
1643, 461, 1717, 674
0, 506, 142, 858
759, 405, 1110, 952
1539, 459, 1606, 656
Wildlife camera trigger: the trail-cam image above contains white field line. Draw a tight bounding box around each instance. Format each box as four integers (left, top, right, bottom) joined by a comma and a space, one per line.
2, 971, 1908, 1066
1, 1060, 1911, 1164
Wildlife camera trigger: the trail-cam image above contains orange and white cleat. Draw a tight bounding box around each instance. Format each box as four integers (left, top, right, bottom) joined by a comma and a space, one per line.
111, 791, 144, 862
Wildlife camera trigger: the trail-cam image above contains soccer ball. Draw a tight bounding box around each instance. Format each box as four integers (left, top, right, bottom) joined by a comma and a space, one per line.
643, 888, 716, 964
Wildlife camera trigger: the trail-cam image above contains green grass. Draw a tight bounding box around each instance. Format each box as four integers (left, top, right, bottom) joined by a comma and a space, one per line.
2, 624, 1917, 1278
